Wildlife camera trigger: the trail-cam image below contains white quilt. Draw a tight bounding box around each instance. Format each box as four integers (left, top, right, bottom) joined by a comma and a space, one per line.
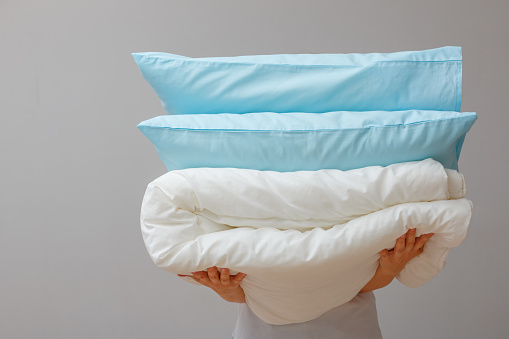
140, 159, 472, 325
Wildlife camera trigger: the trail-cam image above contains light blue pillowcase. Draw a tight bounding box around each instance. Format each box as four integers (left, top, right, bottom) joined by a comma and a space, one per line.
137, 110, 477, 172
132, 46, 462, 115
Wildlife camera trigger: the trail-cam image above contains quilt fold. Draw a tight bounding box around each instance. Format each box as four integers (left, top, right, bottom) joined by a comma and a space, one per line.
140, 158, 472, 324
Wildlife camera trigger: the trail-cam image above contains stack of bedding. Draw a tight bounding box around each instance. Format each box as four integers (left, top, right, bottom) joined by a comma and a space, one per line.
133, 46, 477, 325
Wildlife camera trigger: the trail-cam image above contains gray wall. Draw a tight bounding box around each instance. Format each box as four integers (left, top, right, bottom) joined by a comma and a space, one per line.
1, 0, 507, 338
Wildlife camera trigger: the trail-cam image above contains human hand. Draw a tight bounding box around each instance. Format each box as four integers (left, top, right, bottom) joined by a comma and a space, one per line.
360, 228, 434, 293
377, 228, 434, 277
178, 267, 247, 303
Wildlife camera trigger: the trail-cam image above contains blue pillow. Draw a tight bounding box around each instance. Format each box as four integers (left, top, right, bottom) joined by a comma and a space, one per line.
137, 110, 477, 172
132, 46, 462, 115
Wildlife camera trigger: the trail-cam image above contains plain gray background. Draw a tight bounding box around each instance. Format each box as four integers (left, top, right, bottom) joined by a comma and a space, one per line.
1, 0, 508, 338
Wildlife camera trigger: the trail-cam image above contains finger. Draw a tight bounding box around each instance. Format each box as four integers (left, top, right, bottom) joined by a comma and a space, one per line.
231, 272, 247, 286
220, 268, 230, 285
191, 271, 208, 281
207, 266, 220, 284
412, 235, 433, 258
191, 271, 211, 287
415, 247, 425, 256
405, 228, 416, 252
378, 249, 389, 257
394, 234, 406, 257
415, 232, 434, 250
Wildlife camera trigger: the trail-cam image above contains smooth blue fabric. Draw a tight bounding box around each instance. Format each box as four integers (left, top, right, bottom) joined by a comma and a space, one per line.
137, 110, 477, 172
132, 46, 462, 115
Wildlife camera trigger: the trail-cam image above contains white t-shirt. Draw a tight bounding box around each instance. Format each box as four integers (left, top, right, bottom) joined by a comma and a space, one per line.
232, 292, 382, 339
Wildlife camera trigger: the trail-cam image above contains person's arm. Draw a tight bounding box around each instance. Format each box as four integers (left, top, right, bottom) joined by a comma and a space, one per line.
360, 228, 434, 293
178, 267, 247, 303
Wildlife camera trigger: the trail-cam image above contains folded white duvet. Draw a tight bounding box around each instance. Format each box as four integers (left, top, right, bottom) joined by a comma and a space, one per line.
140, 158, 472, 325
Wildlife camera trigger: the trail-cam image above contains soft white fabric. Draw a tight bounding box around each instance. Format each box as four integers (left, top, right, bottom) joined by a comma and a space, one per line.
140, 159, 472, 325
